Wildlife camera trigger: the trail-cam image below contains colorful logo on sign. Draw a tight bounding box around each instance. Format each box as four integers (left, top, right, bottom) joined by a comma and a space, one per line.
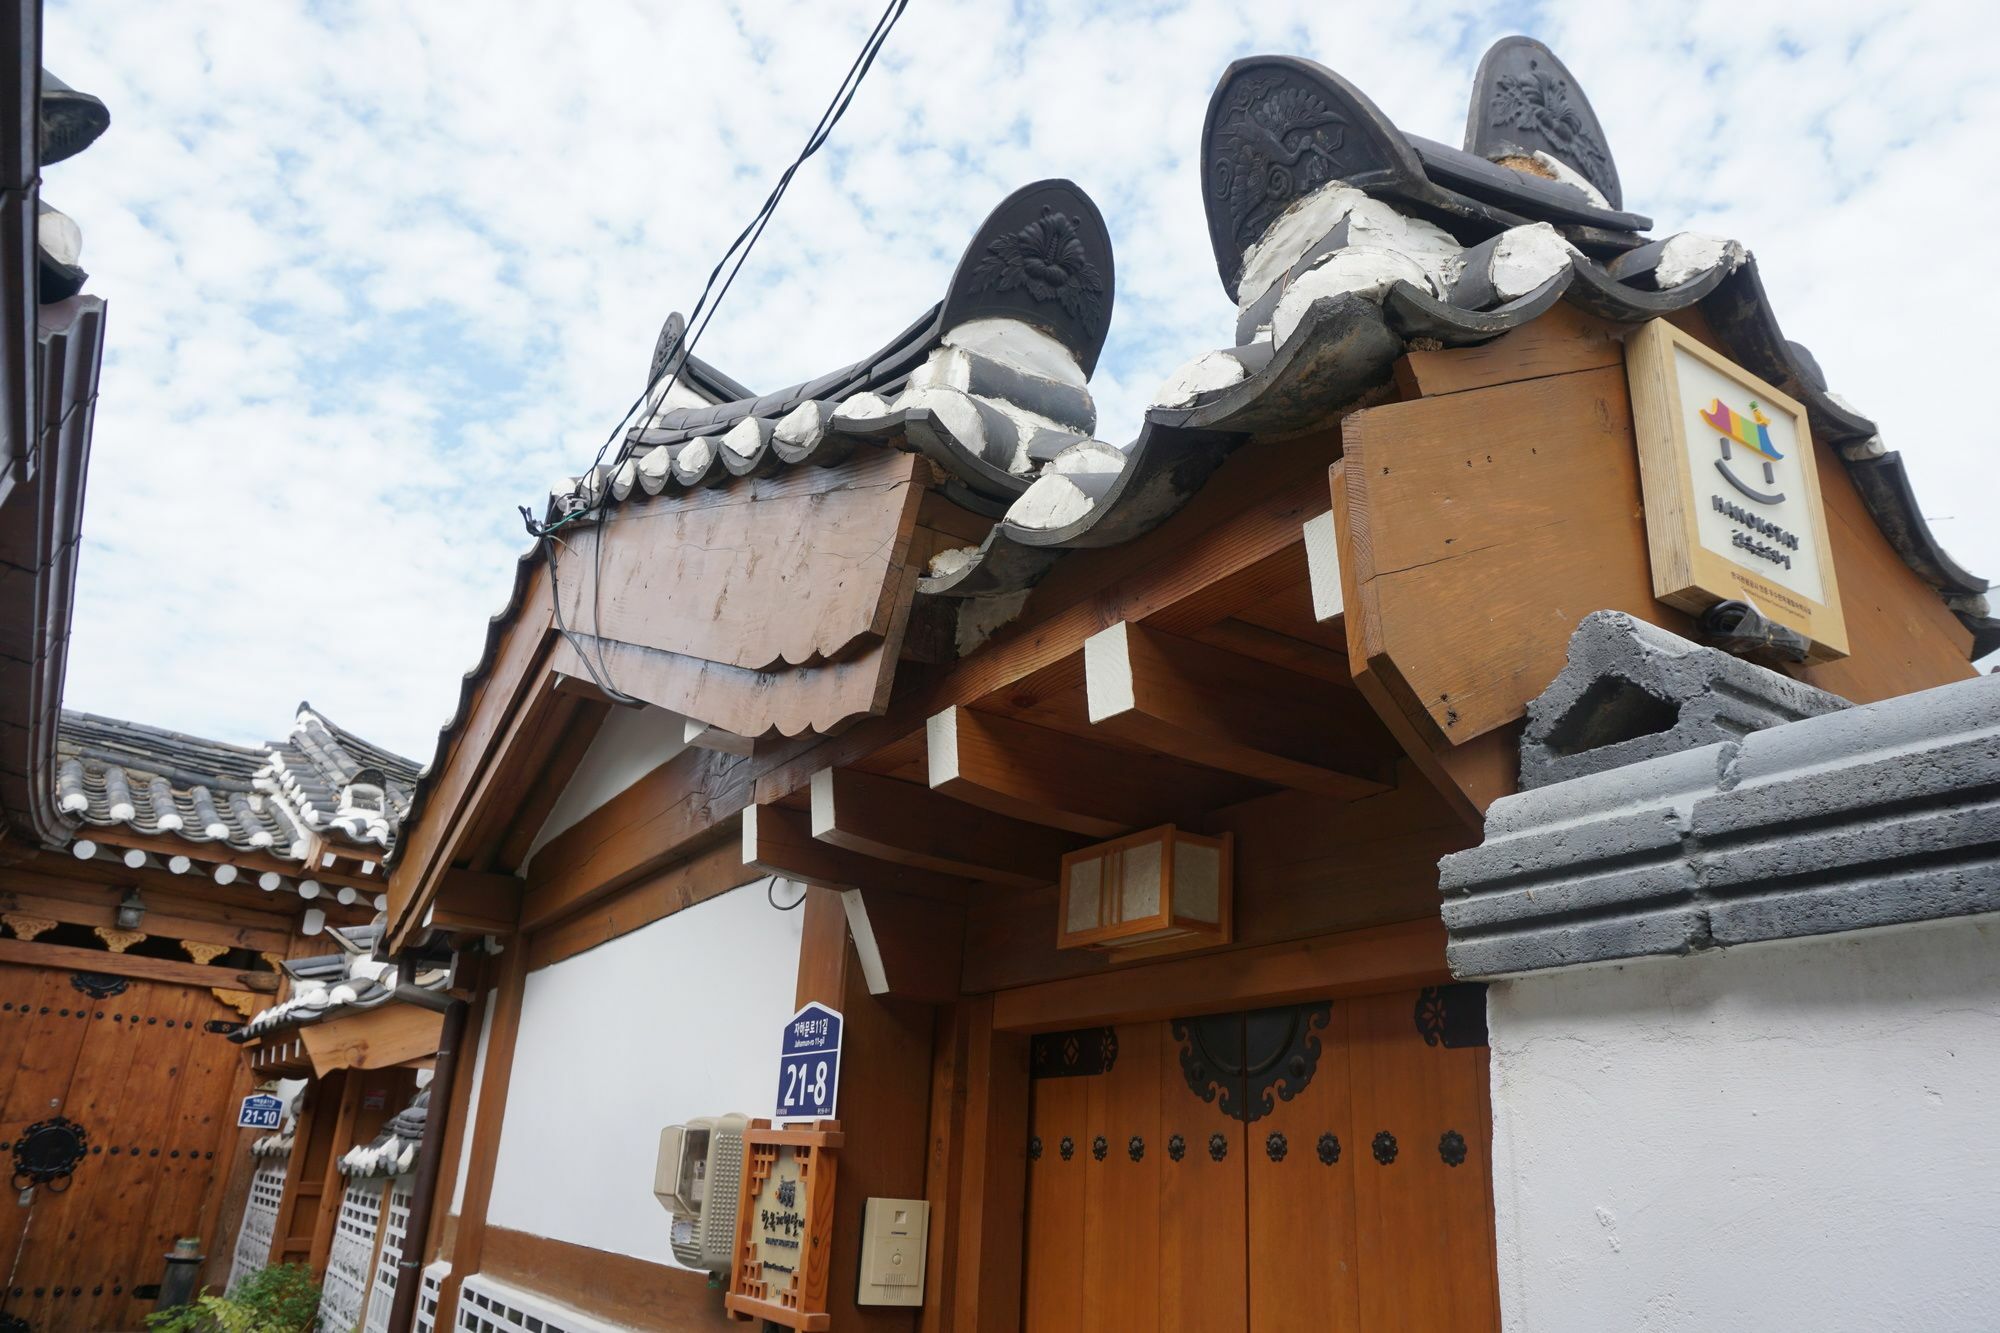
1702, 396, 1786, 504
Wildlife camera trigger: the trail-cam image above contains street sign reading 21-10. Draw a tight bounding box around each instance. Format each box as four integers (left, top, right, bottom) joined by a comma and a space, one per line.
775, 1002, 841, 1122
238, 1093, 284, 1130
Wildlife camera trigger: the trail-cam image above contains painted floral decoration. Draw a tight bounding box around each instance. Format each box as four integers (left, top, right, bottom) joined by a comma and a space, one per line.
969, 207, 1106, 323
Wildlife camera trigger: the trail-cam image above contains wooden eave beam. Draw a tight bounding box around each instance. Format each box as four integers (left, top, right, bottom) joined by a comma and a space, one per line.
1083, 620, 1397, 799
927, 704, 1236, 838
0, 935, 279, 992
84, 827, 387, 892
425, 868, 520, 936
743, 802, 978, 902
808, 767, 1080, 890
299, 1004, 446, 1077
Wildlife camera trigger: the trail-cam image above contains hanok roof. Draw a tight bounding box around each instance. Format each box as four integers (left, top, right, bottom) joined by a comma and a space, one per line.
55, 703, 420, 861
339, 1088, 428, 1178
397, 34, 1993, 866
231, 920, 449, 1042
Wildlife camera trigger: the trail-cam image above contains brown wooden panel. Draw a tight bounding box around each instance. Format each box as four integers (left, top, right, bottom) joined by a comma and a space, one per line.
1394, 302, 1622, 399
482, 1225, 734, 1329
1346, 989, 1499, 1332
1158, 1027, 1246, 1333
1022, 1073, 1086, 1332
1245, 1004, 1358, 1333
1081, 1024, 1162, 1332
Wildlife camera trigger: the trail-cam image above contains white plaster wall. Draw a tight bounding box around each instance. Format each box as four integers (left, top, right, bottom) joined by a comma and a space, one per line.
449, 986, 497, 1218
484, 881, 803, 1266
1488, 914, 2000, 1332
521, 704, 687, 869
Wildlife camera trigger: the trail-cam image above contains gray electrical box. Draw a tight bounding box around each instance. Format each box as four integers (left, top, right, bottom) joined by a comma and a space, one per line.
653, 1114, 748, 1276
857, 1196, 929, 1307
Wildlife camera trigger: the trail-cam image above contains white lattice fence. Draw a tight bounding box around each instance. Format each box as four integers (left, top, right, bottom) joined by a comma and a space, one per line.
363, 1179, 415, 1333
228, 1160, 289, 1292
453, 1273, 631, 1333
318, 1177, 386, 1333
414, 1262, 450, 1333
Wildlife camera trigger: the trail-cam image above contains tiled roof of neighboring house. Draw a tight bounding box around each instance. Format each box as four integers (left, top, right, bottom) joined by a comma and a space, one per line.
54, 704, 420, 861
340, 1089, 428, 1178
232, 919, 449, 1041
397, 36, 1994, 863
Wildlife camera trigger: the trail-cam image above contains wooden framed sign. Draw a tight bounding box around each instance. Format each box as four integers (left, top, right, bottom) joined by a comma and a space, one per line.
1625, 319, 1848, 658
726, 1119, 842, 1332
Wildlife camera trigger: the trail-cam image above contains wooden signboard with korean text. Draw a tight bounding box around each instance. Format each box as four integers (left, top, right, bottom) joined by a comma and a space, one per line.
1625, 319, 1848, 659
726, 1119, 842, 1332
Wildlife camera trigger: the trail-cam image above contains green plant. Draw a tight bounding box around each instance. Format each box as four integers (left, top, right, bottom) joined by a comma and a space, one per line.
146, 1263, 321, 1333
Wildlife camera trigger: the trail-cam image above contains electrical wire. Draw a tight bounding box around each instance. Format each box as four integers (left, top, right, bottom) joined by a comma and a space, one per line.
768, 877, 809, 911
520, 0, 912, 702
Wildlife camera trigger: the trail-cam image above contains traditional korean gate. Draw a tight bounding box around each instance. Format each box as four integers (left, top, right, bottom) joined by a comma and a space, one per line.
1023, 986, 1499, 1332
0, 964, 248, 1332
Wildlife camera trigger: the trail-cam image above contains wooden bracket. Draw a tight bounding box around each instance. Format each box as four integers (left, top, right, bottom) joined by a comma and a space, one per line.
1083, 620, 1396, 799
809, 767, 1079, 890
426, 869, 521, 936
742, 803, 976, 902
838, 886, 964, 1004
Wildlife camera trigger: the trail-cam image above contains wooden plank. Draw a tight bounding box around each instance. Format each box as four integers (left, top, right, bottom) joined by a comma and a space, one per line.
1160, 1021, 1247, 1333
482, 1225, 734, 1329
0, 881, 290, 953
427, 867, 520, 935
438, 938, 531, 1324
1021, 1073, 1086, 1332
1347, 989, 1500, 1331
745, 802, 979, 901
990, 918, 1450, 1033
1246, 1004, 1356, 1333
559, 448, 924, 671
811, 767, 1081, 890
1080, 1022, 1161, 1331
525, 836, 754, 970
1084, 621, 1396, 799
0, 968, 92, 1306
928, 705, 1238, 838
918, 1004, 971, 1333
0, 936, 277, 992
1394, 301, 1622, 399
300, 1004, 446, 1075
947, 1000, 1029, 1333
491, 696, 610, 874
841, 887, 965, 1004
520, 745, 756, 931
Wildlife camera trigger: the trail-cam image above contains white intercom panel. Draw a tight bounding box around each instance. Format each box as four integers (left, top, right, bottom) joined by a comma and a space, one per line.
857, 1196, 930, 1307
654, 1113, 749, 1276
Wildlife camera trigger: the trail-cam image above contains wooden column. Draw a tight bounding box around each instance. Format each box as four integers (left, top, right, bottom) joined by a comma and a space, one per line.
439, 941, 531, 1323
920, 996, 1029, 1333
793, 888, 934, 1332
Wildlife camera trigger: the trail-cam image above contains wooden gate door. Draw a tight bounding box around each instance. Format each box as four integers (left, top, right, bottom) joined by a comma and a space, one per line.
0, 964, 250, 1332
1022, 986, 1498, 1332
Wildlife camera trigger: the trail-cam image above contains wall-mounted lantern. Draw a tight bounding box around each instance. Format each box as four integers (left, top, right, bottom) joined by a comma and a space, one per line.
1056, 825, 1232, 956
114, 889, 146, 932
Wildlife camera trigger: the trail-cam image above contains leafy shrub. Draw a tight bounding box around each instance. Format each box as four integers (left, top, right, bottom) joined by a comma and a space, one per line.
146, 1263, 322, 1333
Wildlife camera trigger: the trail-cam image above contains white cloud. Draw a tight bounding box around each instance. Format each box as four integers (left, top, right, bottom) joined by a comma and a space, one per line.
40, 0, 1999, 761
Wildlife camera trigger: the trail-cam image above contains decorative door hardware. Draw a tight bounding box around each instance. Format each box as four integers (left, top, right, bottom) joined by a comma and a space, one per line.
1207, 1132, 1228, 1162
69, 972, 126, 999
1439, 1130, 1468, 1167
1028, 1136, 1042, 1161
1127, 1136, 1144, 1162
1090, 1135, 1108, 1162
1030, 1026, 1119, 1079
1414, 984, 1489, 1049
1264, 1132, 1287, 1162
1172, 1001, 1332, 1123
1058, 1136, 1075, 1161
1317, 1132, 1341, 1165
1167, 1134, 1186, 1162
13, 1116, 88, 1191
1371, 1131, 1399, 1166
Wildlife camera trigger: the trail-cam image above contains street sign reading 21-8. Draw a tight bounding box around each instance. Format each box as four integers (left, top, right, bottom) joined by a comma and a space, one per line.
774, 1002, 842, 1122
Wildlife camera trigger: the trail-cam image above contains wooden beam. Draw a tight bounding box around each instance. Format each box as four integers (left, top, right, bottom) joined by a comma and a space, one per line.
840, 887, 965, 1004
1083, 620, 1396, 798
989, 917, 1450, 1032
481, 1227, 733, 1330
927, 706, 1227, 839
810, 767, 1080, 890
684, 717, 757, 756
0, 884, 290, 953
85, 827, 385, 891
744, 803, 978, 901
300, 1004, 446, 1076
525, 837, 754, 970
426, 868, 520, 936
0, 935, 278, 992
491, 695, 611, 875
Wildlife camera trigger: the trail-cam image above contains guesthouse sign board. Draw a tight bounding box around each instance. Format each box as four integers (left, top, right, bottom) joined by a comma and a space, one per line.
1626, 319, 1848, 659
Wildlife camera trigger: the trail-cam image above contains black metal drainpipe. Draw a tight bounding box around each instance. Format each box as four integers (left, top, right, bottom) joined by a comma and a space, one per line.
384, 988, 469, 1333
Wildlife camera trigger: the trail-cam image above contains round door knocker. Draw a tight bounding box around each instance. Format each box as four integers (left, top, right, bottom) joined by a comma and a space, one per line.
14, 1115, 89, 1191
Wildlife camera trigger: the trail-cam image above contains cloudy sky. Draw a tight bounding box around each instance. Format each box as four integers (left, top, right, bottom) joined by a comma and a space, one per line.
42, 0, 1998, 763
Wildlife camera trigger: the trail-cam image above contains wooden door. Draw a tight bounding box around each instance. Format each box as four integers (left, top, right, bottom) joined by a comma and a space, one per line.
0, 964, 250, 1332
1022, 986, 1497, 1333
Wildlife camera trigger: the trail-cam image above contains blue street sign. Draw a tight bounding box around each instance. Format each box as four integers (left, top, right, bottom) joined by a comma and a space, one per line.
238, 1093, 284, 1130
775, 1002, 842, 1122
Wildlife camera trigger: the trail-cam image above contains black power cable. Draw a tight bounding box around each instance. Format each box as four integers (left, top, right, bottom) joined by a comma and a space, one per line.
521, 0, 913, 703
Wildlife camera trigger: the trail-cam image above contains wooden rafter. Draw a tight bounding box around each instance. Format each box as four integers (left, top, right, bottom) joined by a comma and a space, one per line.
1083, 621, 1396, 798
808, 767, 1080, 889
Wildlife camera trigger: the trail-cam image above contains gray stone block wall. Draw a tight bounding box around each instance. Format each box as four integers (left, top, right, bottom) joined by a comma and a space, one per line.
1441, 616, 2000, 978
